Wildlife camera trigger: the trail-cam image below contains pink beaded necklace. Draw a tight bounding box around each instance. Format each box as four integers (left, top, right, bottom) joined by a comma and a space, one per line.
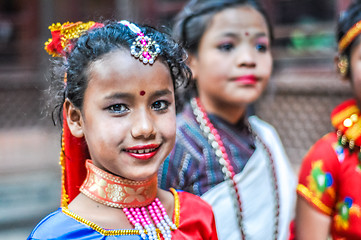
191, 97, 280, 240
80, 160, 177, 240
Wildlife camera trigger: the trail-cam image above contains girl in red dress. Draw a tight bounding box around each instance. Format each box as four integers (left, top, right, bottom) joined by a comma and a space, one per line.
27, 20, 218, 240
295, 1, 361, 239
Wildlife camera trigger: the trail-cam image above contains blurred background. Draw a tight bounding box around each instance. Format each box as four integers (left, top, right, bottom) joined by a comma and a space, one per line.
0, 0, 353, 238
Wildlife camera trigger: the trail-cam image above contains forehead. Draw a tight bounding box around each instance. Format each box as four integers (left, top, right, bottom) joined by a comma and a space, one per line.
87, 50, 173, 90
206, 5, 269, 37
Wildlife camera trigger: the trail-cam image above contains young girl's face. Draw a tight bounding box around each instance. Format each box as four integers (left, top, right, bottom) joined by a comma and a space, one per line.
68, 50, 176, 181
350, 40, 361, 106
190, 5, 272, 120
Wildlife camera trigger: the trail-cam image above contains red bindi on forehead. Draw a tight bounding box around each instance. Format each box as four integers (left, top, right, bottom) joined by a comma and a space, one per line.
140, 90, 146, 96
245, 32, 249, 36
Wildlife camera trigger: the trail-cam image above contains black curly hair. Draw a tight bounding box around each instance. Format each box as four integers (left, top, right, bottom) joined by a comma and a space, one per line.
47, 20, 191, 125
336, 0, 361, 78
171, 0, 273, 101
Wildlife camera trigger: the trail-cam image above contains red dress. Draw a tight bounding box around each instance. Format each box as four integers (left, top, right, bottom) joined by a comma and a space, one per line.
297, 99, 361, 239
28, 190, 218, 239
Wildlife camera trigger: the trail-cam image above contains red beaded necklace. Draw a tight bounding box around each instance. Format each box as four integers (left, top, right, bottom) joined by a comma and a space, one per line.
191, 97, 280, 240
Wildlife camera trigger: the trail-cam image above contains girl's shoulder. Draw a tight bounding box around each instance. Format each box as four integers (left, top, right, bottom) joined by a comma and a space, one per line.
248, 115, 279, 137
248, 115, 287, 154
175, 190, 218, 239
27, 207, 145, 239
177, 189, 213, 211
303, 132, 339, 164
27, 208, 85, 239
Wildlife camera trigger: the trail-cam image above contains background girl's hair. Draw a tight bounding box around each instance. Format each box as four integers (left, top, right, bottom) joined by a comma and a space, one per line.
173, 0, 273, 55
47, 20, 191, 125
336, 0, 361, 77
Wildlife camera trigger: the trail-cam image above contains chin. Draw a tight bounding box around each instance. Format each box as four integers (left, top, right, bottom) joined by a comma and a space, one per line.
131, 170, 159, 181
231, 96, 259, 105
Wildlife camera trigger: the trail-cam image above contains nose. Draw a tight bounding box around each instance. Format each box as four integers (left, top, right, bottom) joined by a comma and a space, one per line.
130, 109, 156, 139
236, 46, 256, 68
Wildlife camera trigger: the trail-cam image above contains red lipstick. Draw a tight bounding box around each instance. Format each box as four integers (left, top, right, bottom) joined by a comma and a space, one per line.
125, 144, 160, 160
235, 75, 257, 85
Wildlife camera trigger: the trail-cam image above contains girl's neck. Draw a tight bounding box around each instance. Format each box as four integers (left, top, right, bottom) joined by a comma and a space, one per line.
79, 160, 158, 208
198, 95, 247, 124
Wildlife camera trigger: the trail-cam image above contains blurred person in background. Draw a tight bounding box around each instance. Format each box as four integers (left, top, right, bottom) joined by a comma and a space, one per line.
159, 0, 296, 239
294, 0, 361, 239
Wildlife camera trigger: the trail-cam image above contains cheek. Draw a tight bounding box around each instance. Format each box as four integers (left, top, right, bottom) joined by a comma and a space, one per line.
261, 54, 273, 73
85, 118, 126, 145
352, 62, 361, 79
161, 114, 177, 142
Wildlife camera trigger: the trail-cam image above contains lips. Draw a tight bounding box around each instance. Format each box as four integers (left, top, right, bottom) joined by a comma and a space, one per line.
234, 75, 258, 85
124, 144, 160, 160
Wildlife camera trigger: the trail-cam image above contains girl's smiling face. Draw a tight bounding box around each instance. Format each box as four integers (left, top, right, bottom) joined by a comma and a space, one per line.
189, 5, 272, 123
66, 49, 176, 181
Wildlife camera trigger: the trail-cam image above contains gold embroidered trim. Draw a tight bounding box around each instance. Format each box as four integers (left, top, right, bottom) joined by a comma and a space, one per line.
345, 120, 361, 141
79, 160, 158, 208
62, 207, 139, 236
297, 184, 333, 215
339, 21, 361, 52
62, 188, 180, 236
170, 188, 180, 227
60, 132, 69, 208
331, 105, 359, 127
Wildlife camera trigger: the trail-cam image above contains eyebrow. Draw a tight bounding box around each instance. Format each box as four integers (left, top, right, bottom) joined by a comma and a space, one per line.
254, 32, 268, 38
104, 92, 133, 100
104, 89, 172, 100
220, 31, 268, 39
151, 89, 173, 98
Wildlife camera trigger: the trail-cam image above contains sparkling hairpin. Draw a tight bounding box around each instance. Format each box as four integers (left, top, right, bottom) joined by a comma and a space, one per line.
119, 20, 161, 65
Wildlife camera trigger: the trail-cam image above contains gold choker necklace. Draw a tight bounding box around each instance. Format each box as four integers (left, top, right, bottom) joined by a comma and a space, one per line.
80, 160, 158, 208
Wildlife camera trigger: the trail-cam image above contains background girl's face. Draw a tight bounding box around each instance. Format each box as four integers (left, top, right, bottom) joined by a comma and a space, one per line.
190, 5, 272, 121
350, 41, 361, 107
71, 50, 176, 181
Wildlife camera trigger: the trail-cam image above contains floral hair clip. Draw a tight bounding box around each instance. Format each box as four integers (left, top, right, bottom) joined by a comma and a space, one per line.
44, 21, 104, 57
119, 20, 161, 65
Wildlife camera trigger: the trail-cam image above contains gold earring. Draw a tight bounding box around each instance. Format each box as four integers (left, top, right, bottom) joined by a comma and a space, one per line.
338, 56, 349, 77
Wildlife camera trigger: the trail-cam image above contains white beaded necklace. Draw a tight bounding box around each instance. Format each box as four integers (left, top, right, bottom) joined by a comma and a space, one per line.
191, 97, 280, 239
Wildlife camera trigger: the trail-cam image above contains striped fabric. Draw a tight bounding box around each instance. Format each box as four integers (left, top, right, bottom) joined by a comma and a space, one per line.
159, 104, 255, 196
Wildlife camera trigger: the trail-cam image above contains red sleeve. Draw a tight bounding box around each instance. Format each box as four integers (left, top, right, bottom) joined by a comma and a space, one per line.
173, 191, 218, 240
297, 133, 340, 215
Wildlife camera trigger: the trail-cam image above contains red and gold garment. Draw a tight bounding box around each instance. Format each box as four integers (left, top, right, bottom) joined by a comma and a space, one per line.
297, 99, 361, 239
28, 189, 218, 240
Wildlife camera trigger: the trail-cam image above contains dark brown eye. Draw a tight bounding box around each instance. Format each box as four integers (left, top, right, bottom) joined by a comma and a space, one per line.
217, 43, 234, 52
108, 104, 128, 114
151, 100, 169, 111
